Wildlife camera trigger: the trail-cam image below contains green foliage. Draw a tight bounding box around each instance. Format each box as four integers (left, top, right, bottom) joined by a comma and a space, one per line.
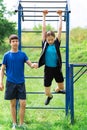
46, 23, 55, 31
33, 24, 42, 31
0, 18, 17, 44
0, 0, 17, 45
69, 27, 87, 63
0, 0, 6, 17
33, 23, 55, 32
70, 27, 87, 44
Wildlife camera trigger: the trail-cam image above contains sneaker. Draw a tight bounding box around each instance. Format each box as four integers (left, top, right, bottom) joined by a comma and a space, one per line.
55, 90, 66, 94
12, 123, 17, 130
45, 95, 53, 105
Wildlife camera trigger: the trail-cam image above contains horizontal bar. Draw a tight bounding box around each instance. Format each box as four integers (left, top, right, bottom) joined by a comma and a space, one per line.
23, 19, 65, 21
26, 91, 66, 94
25, 76, 66, 79
27, 92, 44, 94
22, 46, 66, 48
26, 106, 65, 109
70, 63, 87, 67
23, 7, 66, 9
22, 30, 66, 33
23, 15, 65, 17
20, 1, 67, 3
15, 10, 71, 14
18, 10, 67, 13
31, 61, 66, 64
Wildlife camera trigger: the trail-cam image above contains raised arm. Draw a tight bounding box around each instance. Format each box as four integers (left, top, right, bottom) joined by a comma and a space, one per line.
0, 64, 5, 91
42, 10, 48, 41
56, 10, 62, 41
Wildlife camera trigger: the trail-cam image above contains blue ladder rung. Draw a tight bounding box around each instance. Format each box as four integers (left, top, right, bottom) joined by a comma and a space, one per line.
26, 106, 65, 109
26, 91, 66, 94
22, 30, 66, 33
20, 1, 67, 3
21, 45, 66, 48
23, 19, 65, 22
25, 76, 66, 79
23, 7, 66, 9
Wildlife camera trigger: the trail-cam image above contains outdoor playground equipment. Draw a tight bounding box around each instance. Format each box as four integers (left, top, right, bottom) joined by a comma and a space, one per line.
0, 0, 87, 124
15, 0, 87, 124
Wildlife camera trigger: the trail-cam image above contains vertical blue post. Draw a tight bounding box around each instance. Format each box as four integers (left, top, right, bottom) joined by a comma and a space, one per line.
18, 3, 22, 51
69, 64, 74, 123
16, 3, 22, 122
65, 3, 70, 115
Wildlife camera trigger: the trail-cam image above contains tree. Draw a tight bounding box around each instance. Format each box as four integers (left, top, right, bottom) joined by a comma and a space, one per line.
0, 0, 17, 45
33, 23, 55, 34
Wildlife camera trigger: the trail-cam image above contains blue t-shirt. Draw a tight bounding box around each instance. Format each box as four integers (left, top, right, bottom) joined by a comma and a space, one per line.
2, 50, 28, 84
45, 44, 58, 67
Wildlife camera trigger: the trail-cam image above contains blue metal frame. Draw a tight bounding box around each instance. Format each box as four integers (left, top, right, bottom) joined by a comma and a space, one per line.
18, 3, 22, 50
65, 3, 70, 115
69, 64, 87, 123
17, 0, 72, 123
69, 64, 74, 124
16, 3, 22, 122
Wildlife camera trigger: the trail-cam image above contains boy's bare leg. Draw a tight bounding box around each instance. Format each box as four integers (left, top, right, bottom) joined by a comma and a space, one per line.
55, 82, 64, 92
10, 99, 16, 124
45, 86, 53, 105
19, 100, 26, 125
45, 86, 52, 97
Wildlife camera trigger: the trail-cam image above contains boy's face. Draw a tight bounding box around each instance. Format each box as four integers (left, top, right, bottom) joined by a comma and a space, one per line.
46, 35, 55, 45
10, 39, 19, 49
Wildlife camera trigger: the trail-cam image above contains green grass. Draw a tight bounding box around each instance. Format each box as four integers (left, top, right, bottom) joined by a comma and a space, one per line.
69, 40, 87, 63
0, 76, 87, 130
0, 32, 87, 130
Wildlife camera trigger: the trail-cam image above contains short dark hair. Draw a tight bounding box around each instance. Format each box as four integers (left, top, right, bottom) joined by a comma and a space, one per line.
9, 34, 18, 43
46, 31, 55, 38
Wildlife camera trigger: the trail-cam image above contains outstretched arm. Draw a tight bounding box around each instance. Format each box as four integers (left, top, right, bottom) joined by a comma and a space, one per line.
42, 10, 48, 41
0, 64, 5, 91
26, 60, 38, 69
56, 10, 62, 41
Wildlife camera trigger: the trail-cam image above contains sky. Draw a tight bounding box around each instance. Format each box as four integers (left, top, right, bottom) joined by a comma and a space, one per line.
3, 0, 87, 29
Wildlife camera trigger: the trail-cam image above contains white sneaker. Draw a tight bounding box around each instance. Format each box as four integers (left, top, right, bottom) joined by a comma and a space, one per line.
12, 123, 17, 130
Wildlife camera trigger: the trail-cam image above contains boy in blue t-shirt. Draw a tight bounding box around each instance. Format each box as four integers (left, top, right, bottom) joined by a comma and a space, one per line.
0, 34, 37, 129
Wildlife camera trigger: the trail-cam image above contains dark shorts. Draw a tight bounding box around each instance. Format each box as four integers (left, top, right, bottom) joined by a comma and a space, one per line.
5, 81, 26, 100
44, 66, 64, 87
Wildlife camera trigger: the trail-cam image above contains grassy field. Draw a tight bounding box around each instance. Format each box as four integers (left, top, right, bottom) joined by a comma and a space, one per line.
0, 74, 87, 130
0, 32, 87, 130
